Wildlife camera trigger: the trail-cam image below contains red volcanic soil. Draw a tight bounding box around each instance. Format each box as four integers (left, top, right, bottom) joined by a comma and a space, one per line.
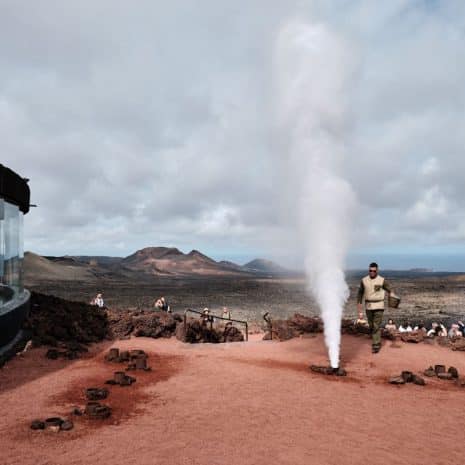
1, 334, 464, 465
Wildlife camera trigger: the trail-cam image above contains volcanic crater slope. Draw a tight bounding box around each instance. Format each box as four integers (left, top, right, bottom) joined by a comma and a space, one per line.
23, 252, 98, 282
120, 247, 251, 277
24, 247, 292, 283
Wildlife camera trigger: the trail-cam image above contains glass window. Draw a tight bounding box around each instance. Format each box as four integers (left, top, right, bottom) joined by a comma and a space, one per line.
0, 199, 24, 307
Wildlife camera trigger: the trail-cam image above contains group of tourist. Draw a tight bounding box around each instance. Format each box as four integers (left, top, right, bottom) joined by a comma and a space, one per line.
90, 293, 172, 313
201, 307, 232, 323
90, 293, 233, 323
384, 319, 465, 338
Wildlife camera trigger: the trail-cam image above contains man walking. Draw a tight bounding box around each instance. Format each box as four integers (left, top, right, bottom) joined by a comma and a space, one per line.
357, 263, 394, 353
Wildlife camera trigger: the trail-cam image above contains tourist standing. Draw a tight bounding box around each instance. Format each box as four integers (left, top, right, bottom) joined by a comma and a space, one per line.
222, 307, 231, 321
94, 293, 104, 308
154, 296, 170, 312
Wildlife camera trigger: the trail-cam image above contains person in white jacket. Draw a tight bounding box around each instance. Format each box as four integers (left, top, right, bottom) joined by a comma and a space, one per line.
94, 293, 104, 308
427, 322, 447, 337
398, 321, 412, 333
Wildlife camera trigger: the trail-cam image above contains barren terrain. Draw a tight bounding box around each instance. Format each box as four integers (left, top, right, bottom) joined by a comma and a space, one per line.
24, 249, 465, 326
1, 334, 464, 465
26, 272, 465, 326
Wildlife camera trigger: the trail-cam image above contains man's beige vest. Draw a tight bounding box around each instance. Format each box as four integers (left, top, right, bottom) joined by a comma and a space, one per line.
362, 275, 385, 310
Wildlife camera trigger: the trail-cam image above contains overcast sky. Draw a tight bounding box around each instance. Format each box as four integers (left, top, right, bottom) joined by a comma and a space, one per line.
2, 1, 465, 270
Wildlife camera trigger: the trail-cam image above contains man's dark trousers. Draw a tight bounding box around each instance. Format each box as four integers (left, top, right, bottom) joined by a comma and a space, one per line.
366, 309, 384, 349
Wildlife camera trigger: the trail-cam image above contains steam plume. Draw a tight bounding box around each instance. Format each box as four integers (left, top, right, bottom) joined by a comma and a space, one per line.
275, 20, 357, 368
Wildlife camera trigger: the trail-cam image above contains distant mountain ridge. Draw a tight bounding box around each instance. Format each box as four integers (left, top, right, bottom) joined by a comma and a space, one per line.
24, 247, 291, 281
120, 247, 250, 276
244, 258, 289, 274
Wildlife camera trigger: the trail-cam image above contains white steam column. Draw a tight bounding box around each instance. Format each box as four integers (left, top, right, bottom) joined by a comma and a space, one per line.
275, 20, 357, 368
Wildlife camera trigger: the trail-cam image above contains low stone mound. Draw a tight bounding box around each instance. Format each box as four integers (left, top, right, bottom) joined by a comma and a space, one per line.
133, 312, 179, 338
107, 309, 182, 340
400, 331, 424, 343
341, 319, 371, 335
24, 292, 109, 348
310, 365, 347, 376
263, 314, 322, 341
450, 338, 465, 351
105, 371, 136, 386
46, 346, 88, 360
263, 314, 374, 341
30, 417, 74, 432
23, 292, 249, 350
424, 365, 459, 381
106, 310, 135, 339
104, 347, 152, 371
289, 314, 322, 334
21, 293, 185, 358
389, 371, 426, 386
85, 402, 112, 419
223, 325, 245, 342
176, 319, 244, 343
85, 388, 109, 401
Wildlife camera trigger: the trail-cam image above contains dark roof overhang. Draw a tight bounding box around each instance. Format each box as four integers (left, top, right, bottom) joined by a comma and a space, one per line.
0, 164, 31, 214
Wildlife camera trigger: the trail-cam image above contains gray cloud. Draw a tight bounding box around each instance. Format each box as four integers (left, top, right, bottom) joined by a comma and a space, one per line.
1, 0, 464, 265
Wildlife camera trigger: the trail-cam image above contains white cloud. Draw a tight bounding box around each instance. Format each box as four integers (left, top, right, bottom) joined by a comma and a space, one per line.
420, 157, 440, 176
1, 0, 464, 262
406, 185, 449, 225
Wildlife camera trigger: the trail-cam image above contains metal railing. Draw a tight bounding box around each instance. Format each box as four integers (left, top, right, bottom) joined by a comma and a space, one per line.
183, 308, 249, 341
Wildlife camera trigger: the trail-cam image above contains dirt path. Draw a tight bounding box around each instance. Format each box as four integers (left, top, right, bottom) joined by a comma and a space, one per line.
0, 334, 464, 465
